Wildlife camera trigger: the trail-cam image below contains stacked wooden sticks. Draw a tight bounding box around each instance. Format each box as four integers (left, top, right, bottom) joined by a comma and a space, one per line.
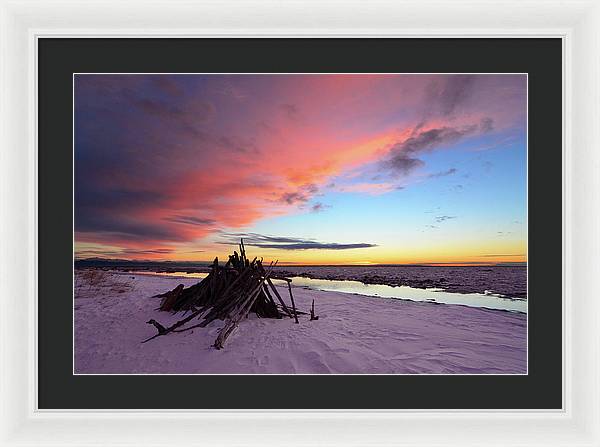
143, 239, 306, 349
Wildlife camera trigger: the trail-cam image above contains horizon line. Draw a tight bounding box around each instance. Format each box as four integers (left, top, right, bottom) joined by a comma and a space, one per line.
74, 257, 527, 267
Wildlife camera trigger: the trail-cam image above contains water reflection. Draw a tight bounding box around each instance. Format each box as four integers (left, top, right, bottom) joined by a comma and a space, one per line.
273, 276, 527, 313
132, 271, 526, 313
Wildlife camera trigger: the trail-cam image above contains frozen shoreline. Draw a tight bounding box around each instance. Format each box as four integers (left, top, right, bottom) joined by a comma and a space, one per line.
75, 262, 527, 299
74, 271, 527, 374
273, 265, 527, 299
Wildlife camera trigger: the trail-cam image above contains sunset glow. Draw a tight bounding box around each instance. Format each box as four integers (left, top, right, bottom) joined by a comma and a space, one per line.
74, 74, 527, 265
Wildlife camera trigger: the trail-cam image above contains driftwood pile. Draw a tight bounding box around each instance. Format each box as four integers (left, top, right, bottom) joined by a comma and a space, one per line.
143, 240, 315, 349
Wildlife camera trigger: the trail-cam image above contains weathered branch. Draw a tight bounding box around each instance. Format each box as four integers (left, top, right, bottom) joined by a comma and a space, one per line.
287, 282, 299, 324
141, 241, 294, 348
310, 299, 319, 321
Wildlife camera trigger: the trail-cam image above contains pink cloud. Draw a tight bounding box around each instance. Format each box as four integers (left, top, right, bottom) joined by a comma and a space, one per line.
75, 74, 526, 258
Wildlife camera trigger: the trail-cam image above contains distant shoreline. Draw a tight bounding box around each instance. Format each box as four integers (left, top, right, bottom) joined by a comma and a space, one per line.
74, 262, 527, 300
74, 259, 527, 269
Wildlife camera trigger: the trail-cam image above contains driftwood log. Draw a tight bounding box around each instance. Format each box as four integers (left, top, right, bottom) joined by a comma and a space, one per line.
310, 299, 319, 321
155, 284, 184, 311
286, 281, 299, 324
142, 239, 310, 349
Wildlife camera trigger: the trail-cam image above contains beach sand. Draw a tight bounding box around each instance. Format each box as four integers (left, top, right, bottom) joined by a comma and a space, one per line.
74, 271, 527, 374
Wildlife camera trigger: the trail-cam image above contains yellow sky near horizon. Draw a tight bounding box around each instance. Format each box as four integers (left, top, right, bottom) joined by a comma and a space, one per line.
74, 239, 526, 266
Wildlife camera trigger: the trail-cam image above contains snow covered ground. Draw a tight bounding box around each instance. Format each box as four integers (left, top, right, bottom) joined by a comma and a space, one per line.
74, 270, 527, 374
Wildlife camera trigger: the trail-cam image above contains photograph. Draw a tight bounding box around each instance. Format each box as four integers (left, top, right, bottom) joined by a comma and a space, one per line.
73, 73, 527, 375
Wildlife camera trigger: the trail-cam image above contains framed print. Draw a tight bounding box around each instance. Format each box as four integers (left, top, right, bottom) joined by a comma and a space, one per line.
41, 38, 559, 410
1, 1, 600, 446
72, 71, 529, 375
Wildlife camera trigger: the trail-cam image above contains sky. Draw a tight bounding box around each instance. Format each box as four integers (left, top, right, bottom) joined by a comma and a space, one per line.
74, 74, 527, 265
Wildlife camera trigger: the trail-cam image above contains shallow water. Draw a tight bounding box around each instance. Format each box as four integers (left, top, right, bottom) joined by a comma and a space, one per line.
274, 264, 527, 299
275, 276, 526, 313
129, 270, 526, 313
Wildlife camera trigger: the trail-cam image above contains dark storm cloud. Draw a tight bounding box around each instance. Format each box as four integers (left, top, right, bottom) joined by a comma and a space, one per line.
479, 117, 495, 133
74, 186, 181, 244
74, 75, 236, 245
253, 242, 376, 250
280, 191, 308, 205
385, 125, 478, 176
403, 126, 477, 153
164, 216, 216, 226
387, 155, 425, 176
401, 76, 490, 173
76, 213, 188, 242
75, 189, 170, 212
277, 184, 319, 205
75, 247, 176, 258
121, 248, 175, 255
381, 75, 497, 179
429, 168, 457, 179
420, 75, 476, 121
437, 75, 475, 116
219, 233, 376, 251
310, 202, 330, 213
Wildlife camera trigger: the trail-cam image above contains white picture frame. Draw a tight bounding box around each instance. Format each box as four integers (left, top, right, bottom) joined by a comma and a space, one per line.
1, 0, 598, 445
